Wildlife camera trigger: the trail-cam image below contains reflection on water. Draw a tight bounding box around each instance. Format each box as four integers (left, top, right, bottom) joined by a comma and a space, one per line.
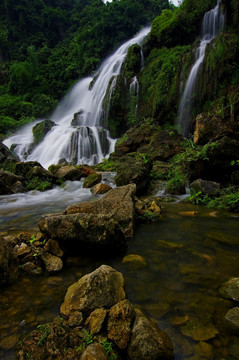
0, 199, 239, 359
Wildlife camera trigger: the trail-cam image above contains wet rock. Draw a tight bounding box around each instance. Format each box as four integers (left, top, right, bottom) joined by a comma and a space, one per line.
180, 319, 219, 341
14, 161, 43, 177
14, 243, 31, 258
81, 343, 108, 360
206, 232, 239, 246
26, 166, 59, 184
60, 265, 125, 318
157, 240, 184, 249
90, 183, 112, 195
79, 165, 96, 177
44, 239, 64, 257
225, 307, 239, 330
65, 184, 136, 237
170, 315, 190, 326
0, 170, 25, 195
179, 211, 199, 217
85, 308, 107, 334
68, 311, 84, 327
55, 165, 83, 181
0, 141, 19, 164
83, 173, 102, 188
40, 251, 63, 273
38, 213, 126, 253
32, 119, 56, 144
108, 300, 134, 349
0, 334, 19, 350
127, 308, 174, 360
114, 152, 151, 195
21, 262, 43, 276
122, 254, 147, 267
190, 178, 220, 196
0, 234, 18, 286
219, 278, 239, 300
194, 341, 214, 359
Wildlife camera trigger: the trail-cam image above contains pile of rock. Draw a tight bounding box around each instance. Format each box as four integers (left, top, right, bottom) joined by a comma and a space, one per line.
17, 265, 174, 360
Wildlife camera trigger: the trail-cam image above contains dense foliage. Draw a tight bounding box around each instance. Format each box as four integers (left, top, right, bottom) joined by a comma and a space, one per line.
0, 0, 170, 136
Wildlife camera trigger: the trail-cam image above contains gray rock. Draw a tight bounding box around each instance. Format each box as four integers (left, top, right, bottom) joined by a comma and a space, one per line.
219, 278, 239, 300
225, 307, 239, 330
190, 178, 220, 196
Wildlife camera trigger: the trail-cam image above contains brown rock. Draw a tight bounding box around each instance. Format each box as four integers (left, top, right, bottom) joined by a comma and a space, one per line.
127, 309, 174, 360
65, 184, 136, 237
83, 173, 102, 188
0, 170, 25, 195
90, 183, 112, 195
60, 265, 125, 318
40, 251, 63, 272
108, 300, 134, 349
44, 239, 64, 257
85, 308, 107, 334
81, 343, 108, 360
55, 166, 83, 181
21, 262, 43, 276
68, 311, 84, 327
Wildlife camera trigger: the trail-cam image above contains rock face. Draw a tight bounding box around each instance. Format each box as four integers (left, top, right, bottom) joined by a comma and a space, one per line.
32, 119, 56, 144
60, 265, 126, 318
0, 170, 25, 194
65, 184, 136, 237
17, 265, 174, 360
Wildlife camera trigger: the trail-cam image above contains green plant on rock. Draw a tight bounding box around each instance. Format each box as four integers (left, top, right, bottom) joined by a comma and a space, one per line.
101, 337, 118, 360
26, 177, 52, 191
37, 324, 50, 346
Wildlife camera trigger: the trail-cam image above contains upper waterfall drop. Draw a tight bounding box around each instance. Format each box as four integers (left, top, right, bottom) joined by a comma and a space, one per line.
4, 27, 150, 169
176, 0, 224, 138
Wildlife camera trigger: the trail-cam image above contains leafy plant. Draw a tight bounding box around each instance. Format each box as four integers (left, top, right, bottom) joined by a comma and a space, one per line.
101, 338, 118, 360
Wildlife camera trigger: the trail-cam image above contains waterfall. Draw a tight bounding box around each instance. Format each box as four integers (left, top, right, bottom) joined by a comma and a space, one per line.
177, 0, 224, 137
4, 27, 150, 169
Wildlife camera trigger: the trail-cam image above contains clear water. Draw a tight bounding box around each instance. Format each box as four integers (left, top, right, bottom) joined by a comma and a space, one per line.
0, 200, 239, 359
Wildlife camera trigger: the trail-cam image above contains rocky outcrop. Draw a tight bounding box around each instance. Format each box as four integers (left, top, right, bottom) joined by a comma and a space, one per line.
54, 165, 83, 181
17, 265, 174, 360
0, 170, 25, 194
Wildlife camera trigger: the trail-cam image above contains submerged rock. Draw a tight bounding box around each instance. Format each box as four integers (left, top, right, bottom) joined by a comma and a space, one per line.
219, 278, 239, 300
180, 319, 219, 341
122, 254, 147, 267
225, 307, 239, 330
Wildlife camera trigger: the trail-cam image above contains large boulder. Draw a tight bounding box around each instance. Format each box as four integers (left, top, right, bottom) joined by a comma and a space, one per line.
190, 178, 220, 196
65, 184, 136, 237
0, 170, 25, 194
60, 265, 126, 318
127, 308, 174, 359
38, 213, 126, 254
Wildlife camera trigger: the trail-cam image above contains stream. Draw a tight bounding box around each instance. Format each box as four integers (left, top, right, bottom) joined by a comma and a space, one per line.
0, 183, 239, 359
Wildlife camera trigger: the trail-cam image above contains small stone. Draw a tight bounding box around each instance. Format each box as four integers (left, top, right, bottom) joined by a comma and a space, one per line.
21, 262, 42, 276
157, 240, 184, 249
220, 278, 239, 300
44, 239, 64, 257
107, 300, 134, 349
40, 252, 63, 272
170, 315, 190, 326
15, 243, 31, 258
85, 308, 107, 334
180, 320, 219, 341
81, 343, 108, 360
68, 311, 83, 327
122, 254, 147, 267
91, 183, 112, 195
225, 307, 239, 330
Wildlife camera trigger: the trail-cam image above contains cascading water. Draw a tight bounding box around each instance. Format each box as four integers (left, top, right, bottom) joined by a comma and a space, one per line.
4, 27, 150, 169
177, 0, 224, 137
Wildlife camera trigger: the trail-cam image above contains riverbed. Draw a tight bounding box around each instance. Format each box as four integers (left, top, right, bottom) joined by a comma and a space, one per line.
0, 185, 239, 359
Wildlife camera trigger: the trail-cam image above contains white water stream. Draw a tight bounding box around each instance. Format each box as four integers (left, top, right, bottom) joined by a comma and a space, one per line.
4, 27, 150, 169
177, 0, 224, 137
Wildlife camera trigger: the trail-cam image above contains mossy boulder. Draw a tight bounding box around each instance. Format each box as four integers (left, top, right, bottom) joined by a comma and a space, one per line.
124, 43, 142, 79
83, 173, 102, 188
114, 152, 152, 195
32, 119, 56, 144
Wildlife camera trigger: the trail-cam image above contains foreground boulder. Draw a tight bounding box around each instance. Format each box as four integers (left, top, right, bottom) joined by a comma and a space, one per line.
0, 234, 19, 286
17, 265, 174, 360
65, 184, 136, 237
0, 141, 19, 165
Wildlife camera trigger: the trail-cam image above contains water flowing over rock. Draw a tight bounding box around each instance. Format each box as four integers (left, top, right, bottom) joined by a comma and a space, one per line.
177, 0, 224, 137
4, 28, 150, 168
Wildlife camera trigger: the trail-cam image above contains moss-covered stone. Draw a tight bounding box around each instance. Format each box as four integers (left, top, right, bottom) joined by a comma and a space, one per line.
32, 119, 56, 144
83, 173, 102, 188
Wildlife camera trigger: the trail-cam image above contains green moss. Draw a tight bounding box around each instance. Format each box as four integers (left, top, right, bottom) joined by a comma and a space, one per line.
26, 177, 52, 191
124, 44, 141, 79
32, 120, 55, 144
